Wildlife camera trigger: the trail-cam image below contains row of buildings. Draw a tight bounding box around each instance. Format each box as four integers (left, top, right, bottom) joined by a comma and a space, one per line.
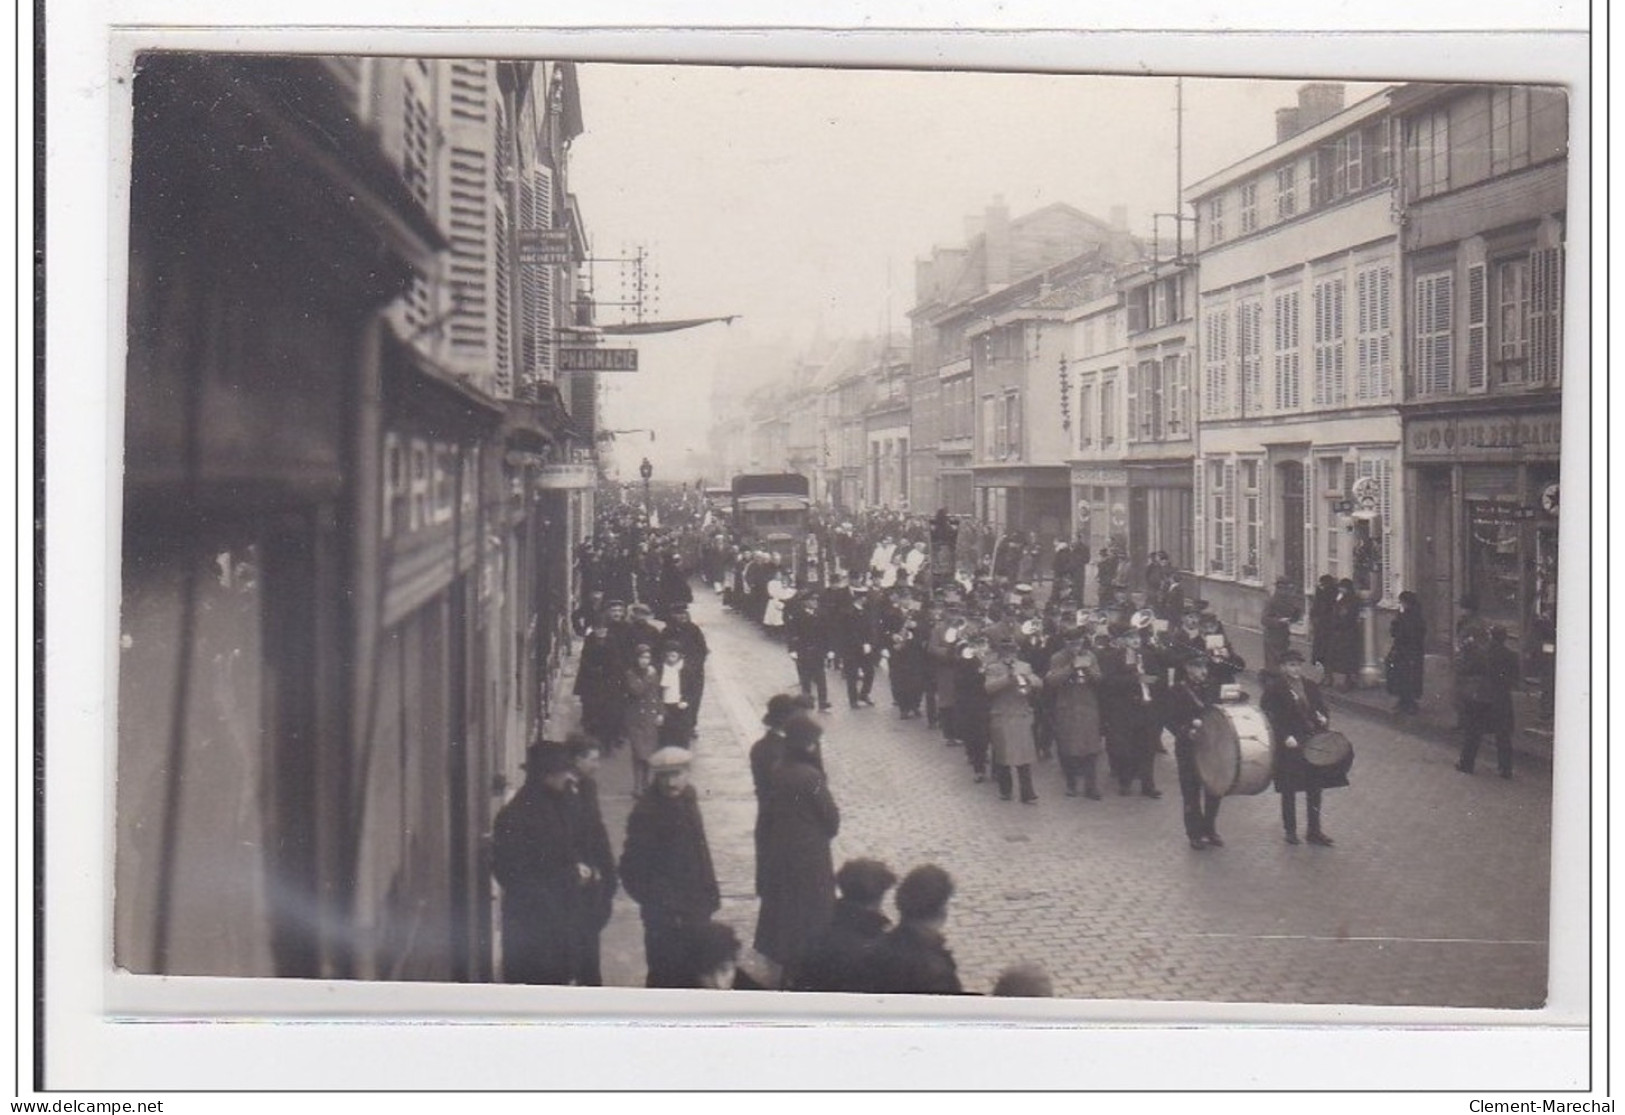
117, 55, 610, 981
712, 81, 1568, 665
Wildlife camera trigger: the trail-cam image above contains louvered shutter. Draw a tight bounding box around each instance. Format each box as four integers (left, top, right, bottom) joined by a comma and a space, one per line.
1330, 278, 1346, 404
1126, 364, 1140, 444
1357, 457, 1397, 603
1193, 458, 1206, 576
1375, 266, 1393, 398
1355, 271, 1372, 399
1466, 263, 1488, 393
1224, 460, 1238, 579
519, 165, 555, 392
1179, 352, 1192, 436
1529, 247, 1564, 384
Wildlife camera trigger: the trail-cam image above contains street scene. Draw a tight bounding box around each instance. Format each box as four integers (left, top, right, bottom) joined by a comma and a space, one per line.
109, 54, 1570, 1012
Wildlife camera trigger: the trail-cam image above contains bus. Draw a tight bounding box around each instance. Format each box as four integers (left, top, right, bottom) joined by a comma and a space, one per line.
731, 472, 818, 586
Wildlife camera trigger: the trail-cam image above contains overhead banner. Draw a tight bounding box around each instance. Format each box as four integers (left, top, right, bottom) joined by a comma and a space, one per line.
559, 346, 639, 372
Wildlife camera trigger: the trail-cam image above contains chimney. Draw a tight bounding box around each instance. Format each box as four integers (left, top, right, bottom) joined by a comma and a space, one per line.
963, 215, 986, 243
1276, 106, 1302, 143
1109, 205, 1129, 232
916, 257, 933, 306
985, 196, 1012, 286
1295, 83, 1346, 131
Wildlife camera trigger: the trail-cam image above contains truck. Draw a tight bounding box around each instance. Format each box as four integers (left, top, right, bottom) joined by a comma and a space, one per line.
731, 472, 818, 587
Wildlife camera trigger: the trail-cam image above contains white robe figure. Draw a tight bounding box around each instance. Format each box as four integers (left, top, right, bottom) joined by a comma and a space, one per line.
764, 575, 792, 628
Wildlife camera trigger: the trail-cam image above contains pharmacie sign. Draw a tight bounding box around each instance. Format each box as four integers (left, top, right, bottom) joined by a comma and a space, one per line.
559, 346, 640, 372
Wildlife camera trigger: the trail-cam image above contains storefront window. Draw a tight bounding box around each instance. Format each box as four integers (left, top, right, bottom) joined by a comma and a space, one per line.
1466, 500, 1523, 629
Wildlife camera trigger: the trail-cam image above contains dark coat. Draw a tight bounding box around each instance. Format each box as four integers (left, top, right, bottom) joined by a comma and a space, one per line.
623, 666, 664, 762
885, 614, 930, 708
1325, 591, 1363, 676
1387, 608, 1426, 701
833, 602, 883, 664
789, 901, 892, 993
787, 607, 833, 660
491, 779, 594, 984
573, 631, 624, 739
951, 652, 991, 747
1463, 641, 1519, 731
1046, 649, 1105, 759
855, 922, 965, 995
571, 775, 619, 934
753, 751, 840, 967
1261, 589, 1303, 670
619, 784, 720, 922
1260, 674, 1348, 793
1309, 583, 1338, 665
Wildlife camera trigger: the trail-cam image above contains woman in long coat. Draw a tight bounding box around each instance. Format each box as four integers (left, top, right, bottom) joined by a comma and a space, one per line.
754, 715, 841, 979
1046, 637, 1105, 798
623, 644, 663, 796
1325, 578, 1363, 688
1387, 590, 1427, 713
1309, 574, 1338, 669
986, 637, 1043, 803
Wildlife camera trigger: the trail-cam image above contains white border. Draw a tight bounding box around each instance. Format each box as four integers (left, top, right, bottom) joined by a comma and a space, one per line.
34, 2, 1601, 1099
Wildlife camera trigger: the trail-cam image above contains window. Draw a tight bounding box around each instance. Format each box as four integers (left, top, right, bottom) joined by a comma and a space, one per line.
1237, 298, 1263, 415
1241, 459, 1261, 581
1363, 121, 1394, 184
1312, 277, 1346, 407
1354, 265, 1393, 400
1208, 196, 1226, 244
1240, 182, 1258, 234
1414, 271, 1454, 396
1319, 455, 1344, 579
1273, 288, 1302, 410
1410, 109, 1451, 198
980, 394, 997, 457
1356, 456, 1397, 603
1489, 86, 1532, 176
1100, 376, 1118, 447
1164, 353, 1189, 437
1495, 256, 1530, 384
1153, 281, 1170, 328
1004, 390, 1022, 459
1202, 307, 1230, 418
1275, 164, 1298, 218
1132, 359, 1163, 441
1078, 382, 1094, 448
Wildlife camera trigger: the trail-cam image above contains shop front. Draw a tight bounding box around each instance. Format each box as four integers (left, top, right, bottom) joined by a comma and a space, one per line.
1126, 461, 1194, 583
1069, 464, 1129, 562
1405, 407, 1562, 663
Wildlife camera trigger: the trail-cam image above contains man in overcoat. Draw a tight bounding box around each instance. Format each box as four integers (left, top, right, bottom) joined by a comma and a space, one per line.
786, 592, 834, 711
985, 635, 1043, 804
619, 747, 722, 987
1456, 625, 1519, 779
789, 858, 898, 993
854, 864, 965, 996
1260, 650, 1345, 846
491, 744, 601, 985
753, 715, 841, 985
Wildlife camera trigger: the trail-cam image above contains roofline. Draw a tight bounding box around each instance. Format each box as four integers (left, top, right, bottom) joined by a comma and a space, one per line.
1185, 86, 1397, 203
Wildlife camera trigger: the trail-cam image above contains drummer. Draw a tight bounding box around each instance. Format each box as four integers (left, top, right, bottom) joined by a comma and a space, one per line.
1259, 649, 1345, 847
1162, 650, 1224, 850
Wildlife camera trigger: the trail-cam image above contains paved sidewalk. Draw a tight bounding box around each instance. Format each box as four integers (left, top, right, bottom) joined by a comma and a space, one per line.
1219, 621, 1556, 768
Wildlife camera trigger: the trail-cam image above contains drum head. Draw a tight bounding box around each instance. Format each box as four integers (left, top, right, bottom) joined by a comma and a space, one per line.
1194, 709, 1240, 797
1303, 731, 1353, 768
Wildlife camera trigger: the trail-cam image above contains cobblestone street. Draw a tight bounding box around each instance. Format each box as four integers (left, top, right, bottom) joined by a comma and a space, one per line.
556, 586, 1552, 1008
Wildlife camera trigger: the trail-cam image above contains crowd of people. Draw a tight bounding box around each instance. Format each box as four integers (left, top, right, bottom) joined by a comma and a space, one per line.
493, 491, 1537, 996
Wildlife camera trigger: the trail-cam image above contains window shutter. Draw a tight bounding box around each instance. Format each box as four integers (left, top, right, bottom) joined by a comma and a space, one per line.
1529, 247, 1563, 384
1179, 352, 1192, 435
1223, 460, 1238, 578
1330, 278, 1346, 404
1375, 266, 1393, 398
1303, 456, 1318, 593
1126, 364, 1140, 443
1192, 459, 1206, 576
1466, 262, 1488, 393
1432, 272, 1453, 395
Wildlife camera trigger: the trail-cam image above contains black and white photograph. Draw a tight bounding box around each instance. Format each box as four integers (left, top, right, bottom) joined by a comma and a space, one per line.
36, 5, 1597, 1097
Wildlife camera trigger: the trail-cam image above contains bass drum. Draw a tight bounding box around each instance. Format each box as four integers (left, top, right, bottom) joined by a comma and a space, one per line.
1195, 703, 1275, 796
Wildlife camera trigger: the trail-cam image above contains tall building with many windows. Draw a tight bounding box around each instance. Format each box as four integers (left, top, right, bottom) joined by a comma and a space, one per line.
1392, 83, 1567, 656
1186, 84, 1404, 634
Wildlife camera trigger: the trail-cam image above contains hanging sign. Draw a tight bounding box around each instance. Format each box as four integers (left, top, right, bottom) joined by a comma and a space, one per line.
559, 346, 640, 372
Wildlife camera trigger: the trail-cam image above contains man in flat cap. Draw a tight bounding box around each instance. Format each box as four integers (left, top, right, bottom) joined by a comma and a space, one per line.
491, 743, 602, 985
618, 747, 722, 987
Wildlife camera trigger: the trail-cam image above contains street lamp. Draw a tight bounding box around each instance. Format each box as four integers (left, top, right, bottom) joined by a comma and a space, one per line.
639, 457, 653, 511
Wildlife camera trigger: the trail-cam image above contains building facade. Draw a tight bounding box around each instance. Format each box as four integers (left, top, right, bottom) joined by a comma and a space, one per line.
1392, 83, 1568, 657
1187, 85, 1405, 642
115, 54, 596, 983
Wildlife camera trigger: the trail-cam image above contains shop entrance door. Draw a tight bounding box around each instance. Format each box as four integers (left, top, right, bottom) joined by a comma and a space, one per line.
1417, 469, 1455, 652
1278, 462, 1306, 591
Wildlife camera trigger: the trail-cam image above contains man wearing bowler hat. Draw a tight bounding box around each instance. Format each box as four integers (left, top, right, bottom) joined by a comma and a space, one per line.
618, 747, 721, 987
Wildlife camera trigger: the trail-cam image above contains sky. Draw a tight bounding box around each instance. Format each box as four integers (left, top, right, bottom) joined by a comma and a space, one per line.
566, 65, 1388, 479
